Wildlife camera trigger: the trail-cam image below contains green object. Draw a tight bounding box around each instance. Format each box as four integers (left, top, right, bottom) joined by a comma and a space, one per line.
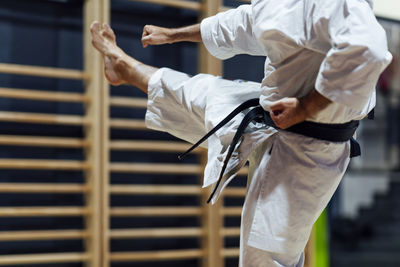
314, 209, 329, 267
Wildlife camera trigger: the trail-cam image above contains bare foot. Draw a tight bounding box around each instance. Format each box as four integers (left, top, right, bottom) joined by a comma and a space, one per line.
90, 21, 133, 86
90, 21, 158, 93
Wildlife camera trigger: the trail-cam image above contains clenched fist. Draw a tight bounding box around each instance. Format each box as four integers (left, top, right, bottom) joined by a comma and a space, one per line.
141, 25, 173, 47
269, 90, 332, 129
269, 97, 307, 129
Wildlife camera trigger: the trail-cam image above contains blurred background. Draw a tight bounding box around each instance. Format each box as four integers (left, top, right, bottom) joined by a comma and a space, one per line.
0, 0, 398, 267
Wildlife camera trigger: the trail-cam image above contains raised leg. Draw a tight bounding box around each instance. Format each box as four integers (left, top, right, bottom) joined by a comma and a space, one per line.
90, 21, 158, 93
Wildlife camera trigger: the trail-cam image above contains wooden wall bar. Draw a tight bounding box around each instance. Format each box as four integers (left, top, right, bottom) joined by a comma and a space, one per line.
0, 0, 105, 265
0, 59, 95, 265
83, 0, 107, 266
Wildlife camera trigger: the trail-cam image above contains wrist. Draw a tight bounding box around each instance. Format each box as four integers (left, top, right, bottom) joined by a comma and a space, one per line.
299, 89, 332, 119
172, 24, 201, 43
298, 96, 310, 120
167, 28, 179, 43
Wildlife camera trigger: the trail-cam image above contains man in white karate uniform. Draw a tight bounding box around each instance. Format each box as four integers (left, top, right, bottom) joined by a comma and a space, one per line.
90, 0, 392, 266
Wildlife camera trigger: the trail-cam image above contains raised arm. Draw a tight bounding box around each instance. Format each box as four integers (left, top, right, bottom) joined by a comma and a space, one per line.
141, 24, 201, 47
142, 5, 264, 59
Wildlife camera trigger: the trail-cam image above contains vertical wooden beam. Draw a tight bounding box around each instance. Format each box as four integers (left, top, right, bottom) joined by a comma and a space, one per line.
198, 0, 222, 76
200, 189, 224, 267
199, 156, 224, 267
198, 1, 223, 267
100, 1, 111, 267
83, 0, 108, 266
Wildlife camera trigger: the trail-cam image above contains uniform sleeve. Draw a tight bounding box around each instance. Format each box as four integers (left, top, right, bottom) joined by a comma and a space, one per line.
200, 4, 265, 60
313, 1, 392, 112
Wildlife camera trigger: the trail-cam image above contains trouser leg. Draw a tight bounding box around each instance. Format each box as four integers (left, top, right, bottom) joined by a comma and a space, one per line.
145, 67, 261, 145
240, 140, 305, 267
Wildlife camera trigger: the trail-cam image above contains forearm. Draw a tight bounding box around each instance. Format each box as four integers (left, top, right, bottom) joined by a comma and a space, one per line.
170, 24, 202, 43
299, 89, 332, 118
142, 23, 201, 47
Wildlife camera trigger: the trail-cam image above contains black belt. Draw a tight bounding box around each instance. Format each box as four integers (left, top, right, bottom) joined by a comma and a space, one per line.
178, 98, 361, 203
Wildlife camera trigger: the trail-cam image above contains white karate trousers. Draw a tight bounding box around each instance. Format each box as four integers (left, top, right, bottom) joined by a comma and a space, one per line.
145, 68, 351, 267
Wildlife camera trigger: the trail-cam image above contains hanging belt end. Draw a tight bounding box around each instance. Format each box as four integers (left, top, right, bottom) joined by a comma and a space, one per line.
350, 137, 361, 158
178, 147, 194, 160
